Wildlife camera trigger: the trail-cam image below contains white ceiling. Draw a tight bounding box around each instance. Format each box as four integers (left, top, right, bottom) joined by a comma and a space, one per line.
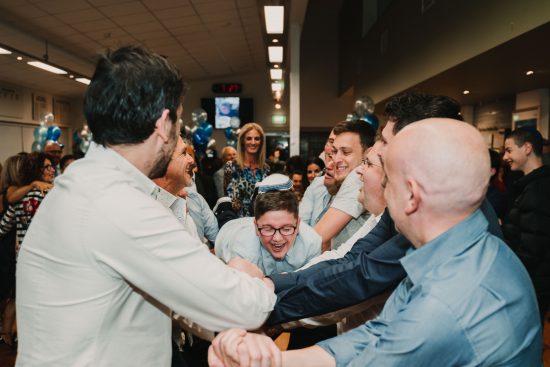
0, 0, 268, 98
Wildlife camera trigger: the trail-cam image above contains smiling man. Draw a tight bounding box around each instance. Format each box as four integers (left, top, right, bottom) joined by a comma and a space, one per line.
215, 174, 321, 275
314, 120, 376, 251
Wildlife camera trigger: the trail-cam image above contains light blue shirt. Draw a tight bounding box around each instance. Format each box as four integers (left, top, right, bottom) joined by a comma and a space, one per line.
215, 217, 321, 275
318, 209, 542, 367
299, 176, 331, 227
186, 186, 219, 245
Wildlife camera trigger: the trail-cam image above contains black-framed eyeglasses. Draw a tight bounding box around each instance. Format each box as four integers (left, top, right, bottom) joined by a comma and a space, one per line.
361, 157, 382, 168
257, 225, 297, 237
42, 164, 54, 171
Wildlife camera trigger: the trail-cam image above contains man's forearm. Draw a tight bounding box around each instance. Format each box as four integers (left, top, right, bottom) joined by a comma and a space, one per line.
282, 346, 335, 367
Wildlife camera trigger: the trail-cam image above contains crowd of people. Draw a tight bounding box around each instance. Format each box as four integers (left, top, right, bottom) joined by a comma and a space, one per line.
0, 45, 548, 367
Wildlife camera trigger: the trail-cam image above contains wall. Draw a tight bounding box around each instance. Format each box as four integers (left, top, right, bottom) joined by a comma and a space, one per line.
340, 0, 550, 102
0, 79, 83, 164
181, 71, 275, 154
299, 0, 356, 129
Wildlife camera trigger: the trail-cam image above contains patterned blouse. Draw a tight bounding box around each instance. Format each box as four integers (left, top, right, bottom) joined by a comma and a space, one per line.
224, 161, 270, 217
0, 188, 47, 257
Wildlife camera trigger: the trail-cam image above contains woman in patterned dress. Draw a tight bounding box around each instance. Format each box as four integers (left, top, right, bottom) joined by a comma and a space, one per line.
224, 123, 270, 217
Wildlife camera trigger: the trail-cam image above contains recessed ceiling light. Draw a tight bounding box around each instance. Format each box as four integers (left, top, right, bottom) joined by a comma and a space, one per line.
463, 90, 470, 95
268, 46, 283, 63
69, 75, 74, 78
526, 70, 534, 76
264, 6, 284, 34
16, 56, 23, 61
273, 64, 280, 69
270, 68, 282, 80
272, 39, 279, 43
275, 103, 281, 109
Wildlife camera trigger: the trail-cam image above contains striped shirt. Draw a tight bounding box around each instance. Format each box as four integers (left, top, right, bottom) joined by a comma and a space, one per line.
0, 188, 46, 256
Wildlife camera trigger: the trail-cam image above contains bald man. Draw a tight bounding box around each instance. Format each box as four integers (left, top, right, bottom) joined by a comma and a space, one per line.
214, 146, 237, 198
209, 119, 541, 367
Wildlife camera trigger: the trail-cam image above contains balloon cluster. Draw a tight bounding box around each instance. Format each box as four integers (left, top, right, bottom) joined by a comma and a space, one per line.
223, 117, 241, 148
346, 96, 379, 130
32, 113, 62, 152
73, 124, 93, 154
182, 108, 216, 156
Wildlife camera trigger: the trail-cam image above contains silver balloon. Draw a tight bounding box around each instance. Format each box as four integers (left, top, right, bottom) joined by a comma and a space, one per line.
229, 116, 241, 129
43, 112, 55, 125
354, 96, 375, 116
80, 140, 91, 154
191, 108, 208, 125
207, 138, 216, 149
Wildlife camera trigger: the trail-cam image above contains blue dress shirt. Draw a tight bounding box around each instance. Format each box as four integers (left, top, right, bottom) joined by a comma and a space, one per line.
317, 209, 541, 366
267, 199, 503, 325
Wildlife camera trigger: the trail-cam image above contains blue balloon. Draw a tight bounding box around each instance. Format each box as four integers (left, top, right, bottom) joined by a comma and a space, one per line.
50, 126, 61, 141
362, 113, 379, 130
34, 126, 48, 144
46, 125, 54, 140
199, 122, 213, 138
224, 127, 233, 139
192, 131, 207, 147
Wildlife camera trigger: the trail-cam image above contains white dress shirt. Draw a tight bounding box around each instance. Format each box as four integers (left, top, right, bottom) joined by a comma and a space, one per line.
16, 143, 276, 367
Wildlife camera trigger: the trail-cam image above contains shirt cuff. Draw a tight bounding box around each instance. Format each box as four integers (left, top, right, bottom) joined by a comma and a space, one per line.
268, 272, 298, 293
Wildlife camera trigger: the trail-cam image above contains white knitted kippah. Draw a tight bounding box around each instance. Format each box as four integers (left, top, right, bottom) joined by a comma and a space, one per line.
255, 173, 293, 194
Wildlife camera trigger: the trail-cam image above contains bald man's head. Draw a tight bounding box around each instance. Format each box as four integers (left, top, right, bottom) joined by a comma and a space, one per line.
384, 118, 489, 227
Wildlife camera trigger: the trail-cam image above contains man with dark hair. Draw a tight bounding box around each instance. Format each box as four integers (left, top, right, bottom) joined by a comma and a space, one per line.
215, 174, 321, 275
503, 127, 550, 322
314, 120, 376, 251
16, 46, 275, 367
241, 92, 503, 326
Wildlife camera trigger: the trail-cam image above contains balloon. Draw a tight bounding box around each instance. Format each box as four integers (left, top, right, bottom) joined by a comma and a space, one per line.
226, 139, 236, 148
192, 130, 207, 147
229, 116, 241, 129
354, 96, 375, 116
34, 126, 48, 144
207, 138, 216, 149
43, 112, 54, 125
224, 127, 233, 140
199, 122, 213, 138
362, 113, 379, 130
50, 126, 61, 141
31, 141, 42, 152
346, 113, 357, 121
80, 140, 91, 154
233, 128, 241, 139
191, 108, 208, 125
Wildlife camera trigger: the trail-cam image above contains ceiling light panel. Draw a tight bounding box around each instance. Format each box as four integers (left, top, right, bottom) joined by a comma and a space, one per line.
264, 6, 284, 34
268, 46, 283, 63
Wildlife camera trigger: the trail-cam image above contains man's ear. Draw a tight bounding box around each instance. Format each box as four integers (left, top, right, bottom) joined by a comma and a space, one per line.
155, 109, 172, 143
405, 178, 420, 215
523, 142, 534, 156
254, 219, 260, 236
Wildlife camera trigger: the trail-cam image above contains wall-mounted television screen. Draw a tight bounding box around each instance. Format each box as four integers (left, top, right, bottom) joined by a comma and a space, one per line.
201, 97, 254, 129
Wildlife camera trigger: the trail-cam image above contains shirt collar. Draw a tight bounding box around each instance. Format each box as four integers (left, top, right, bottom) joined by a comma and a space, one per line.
86, 142, 158, 196
400, 209, 488, 286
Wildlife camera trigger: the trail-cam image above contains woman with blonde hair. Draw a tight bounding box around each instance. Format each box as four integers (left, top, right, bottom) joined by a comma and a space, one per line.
224, 122, 270, 217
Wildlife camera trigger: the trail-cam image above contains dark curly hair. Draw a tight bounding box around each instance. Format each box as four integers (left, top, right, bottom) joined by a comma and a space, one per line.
20, 152, 50, 185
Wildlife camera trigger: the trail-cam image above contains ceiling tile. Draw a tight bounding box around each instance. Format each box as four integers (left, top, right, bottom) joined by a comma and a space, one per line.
55, 8, 105, 23
98, 2, 149, 17
34, 0, 91, 14
153, 6, 195, 19
72, 19, 117, 32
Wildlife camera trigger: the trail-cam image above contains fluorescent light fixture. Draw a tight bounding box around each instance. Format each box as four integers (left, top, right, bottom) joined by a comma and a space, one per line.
271, 82, 282, 92
463, 90, 470, 95
270, 68, 282, 80
0, 47, 12, 54
526, 70, 534, 76
76, 77, 91, 85
268, 46, 283, 63
264, 6, 284, 34
27, 61, 67, 74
